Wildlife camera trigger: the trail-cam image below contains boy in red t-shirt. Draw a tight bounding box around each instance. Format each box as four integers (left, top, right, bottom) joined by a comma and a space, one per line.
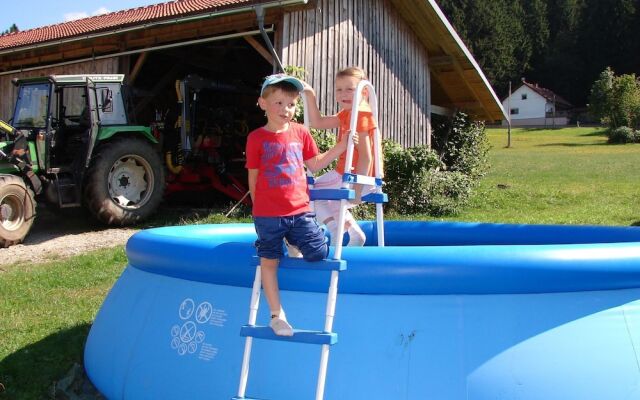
245, 74, 351, 336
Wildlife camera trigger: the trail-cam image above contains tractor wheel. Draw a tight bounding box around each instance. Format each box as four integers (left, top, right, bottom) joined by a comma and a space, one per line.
84, 137, 164, 225
0, 175, 36, 247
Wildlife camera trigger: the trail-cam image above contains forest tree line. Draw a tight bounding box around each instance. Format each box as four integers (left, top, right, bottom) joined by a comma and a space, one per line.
2, 24, 18, 35
437, 0, 640, 106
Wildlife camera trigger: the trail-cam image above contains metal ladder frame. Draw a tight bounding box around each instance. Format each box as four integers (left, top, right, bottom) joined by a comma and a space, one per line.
310, 79, 385, 399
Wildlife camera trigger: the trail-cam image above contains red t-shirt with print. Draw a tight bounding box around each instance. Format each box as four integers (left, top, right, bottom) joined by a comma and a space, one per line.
245, 122, 319, 217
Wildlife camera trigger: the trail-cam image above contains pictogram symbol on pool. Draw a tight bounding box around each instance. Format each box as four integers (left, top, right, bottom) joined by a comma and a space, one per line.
170, 297, 227, 361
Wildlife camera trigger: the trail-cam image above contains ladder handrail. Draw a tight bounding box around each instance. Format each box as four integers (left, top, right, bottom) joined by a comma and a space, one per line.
340, 80, 385, 247
236, 265, 262, 398
343, 80, 382, 185
301, 93, 317, 210
302, 80, 385, 399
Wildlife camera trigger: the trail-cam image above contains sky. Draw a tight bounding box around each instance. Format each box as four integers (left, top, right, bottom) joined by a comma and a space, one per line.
1, 1, 162, 32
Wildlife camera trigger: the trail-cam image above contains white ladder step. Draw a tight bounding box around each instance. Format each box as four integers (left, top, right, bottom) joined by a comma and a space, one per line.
342, 172, 382, 187
251, 256, 346, 271
240, 325, 338, 345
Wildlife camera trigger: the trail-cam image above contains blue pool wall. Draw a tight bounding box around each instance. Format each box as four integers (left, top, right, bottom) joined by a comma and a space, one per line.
84, 222, 640, 399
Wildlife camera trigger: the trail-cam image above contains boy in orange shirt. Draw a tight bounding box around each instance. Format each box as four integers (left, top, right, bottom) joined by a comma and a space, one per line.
302, 67, 381, 246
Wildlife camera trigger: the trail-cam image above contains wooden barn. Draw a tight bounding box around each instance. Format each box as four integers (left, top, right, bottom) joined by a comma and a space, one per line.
0, 0, 504, 148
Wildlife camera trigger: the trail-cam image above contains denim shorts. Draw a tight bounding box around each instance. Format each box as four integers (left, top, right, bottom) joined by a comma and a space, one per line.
253, 212, 328, 261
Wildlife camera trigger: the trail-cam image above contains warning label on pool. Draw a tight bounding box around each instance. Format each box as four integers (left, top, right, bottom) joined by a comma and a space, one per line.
170, 297, 226, 361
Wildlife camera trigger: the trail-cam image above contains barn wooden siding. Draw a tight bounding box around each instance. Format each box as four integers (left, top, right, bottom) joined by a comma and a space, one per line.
281, 0, 431, 147
0, 58, 119, 121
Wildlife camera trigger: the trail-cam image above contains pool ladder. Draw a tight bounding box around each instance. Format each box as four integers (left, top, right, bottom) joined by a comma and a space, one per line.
234, 80, 387, 400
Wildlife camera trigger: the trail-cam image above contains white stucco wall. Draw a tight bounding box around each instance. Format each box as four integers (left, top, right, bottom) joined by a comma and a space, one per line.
502, 85, 548, 121
500, 117, 569, 127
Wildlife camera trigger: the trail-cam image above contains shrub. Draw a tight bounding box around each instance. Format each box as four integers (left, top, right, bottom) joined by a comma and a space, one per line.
306, 106, 488, 216
310, 128, 336, 153
387, 169, 472, 216
420, 171, 473, 216
589, 67, 640, 129
381, 112, 489, 215
285, 65, 308, 122
382, 141, 469, 215
432, 112, 490, 180
309, 129, 337, 175
383, 141, 443, 182
607, 126, 636, 144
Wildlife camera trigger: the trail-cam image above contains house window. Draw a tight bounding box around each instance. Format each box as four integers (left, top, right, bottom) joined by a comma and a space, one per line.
521, 93, 527, 100
510, 108, 519, 115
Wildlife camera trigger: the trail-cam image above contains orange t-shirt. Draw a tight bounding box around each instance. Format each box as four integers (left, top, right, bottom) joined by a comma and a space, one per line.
336, 104, 378, 176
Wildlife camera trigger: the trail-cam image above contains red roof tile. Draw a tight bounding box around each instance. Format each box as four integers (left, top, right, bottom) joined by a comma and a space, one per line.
0, 0, 272, 51
522, 80, 572, 108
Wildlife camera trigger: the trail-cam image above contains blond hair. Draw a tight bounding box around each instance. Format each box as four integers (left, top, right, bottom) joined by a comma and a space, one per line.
336, 67, 367, 81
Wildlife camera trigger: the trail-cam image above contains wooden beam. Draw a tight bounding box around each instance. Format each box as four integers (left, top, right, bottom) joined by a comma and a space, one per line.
243, 34, 274, 65
428, 55, 453, 66
134, 64, 181, 115
431, 104, 454, 116
128, 51, 148, 86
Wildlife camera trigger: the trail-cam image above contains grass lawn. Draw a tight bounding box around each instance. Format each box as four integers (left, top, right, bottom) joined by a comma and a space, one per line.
438, 126, 640, 225
0, 249, 127, 399
2, 126, 640, 399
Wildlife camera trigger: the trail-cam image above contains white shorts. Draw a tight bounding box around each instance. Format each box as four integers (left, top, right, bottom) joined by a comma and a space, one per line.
312, 170, 375, 222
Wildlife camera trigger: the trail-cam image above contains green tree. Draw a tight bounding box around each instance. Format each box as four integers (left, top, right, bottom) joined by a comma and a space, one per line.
521, 0, 550, 65
438, 0, 537, 95
1, 24, 19, 35
439, 0, 640, 106
576, 0, 637, 101
610, 74, 640, 129
588, 67, 614, 123
526, 0, 585, 105
589, 67, 640, 129
546, 0, 584, 41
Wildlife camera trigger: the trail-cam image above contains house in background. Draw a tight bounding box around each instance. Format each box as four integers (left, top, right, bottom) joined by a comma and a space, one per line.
502, 79, 573, 127
0, 0, 505, 148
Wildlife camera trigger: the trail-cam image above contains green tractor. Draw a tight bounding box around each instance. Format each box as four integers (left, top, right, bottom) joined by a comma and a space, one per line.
0, 74, 164, 247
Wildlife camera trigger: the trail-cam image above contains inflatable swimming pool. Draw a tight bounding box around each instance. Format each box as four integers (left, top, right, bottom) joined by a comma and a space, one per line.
84, 221, 640, 399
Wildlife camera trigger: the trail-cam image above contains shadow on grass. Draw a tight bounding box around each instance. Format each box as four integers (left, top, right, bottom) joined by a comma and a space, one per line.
519, 127, 566, 132
0, 323, 102, 400
535, 141, 609, 147
132, 191, 253, 229
515, 126, 607, 134
580, 130, 608, 137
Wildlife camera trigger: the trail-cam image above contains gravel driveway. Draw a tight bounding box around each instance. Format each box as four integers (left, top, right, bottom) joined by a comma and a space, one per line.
0, 207, 138, 266
0, 204, 226, 266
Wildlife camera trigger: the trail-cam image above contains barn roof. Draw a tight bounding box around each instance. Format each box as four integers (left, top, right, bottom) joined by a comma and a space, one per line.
0, 0, 505, 121
389, 0, 505, 120
0, 0, 264, 50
